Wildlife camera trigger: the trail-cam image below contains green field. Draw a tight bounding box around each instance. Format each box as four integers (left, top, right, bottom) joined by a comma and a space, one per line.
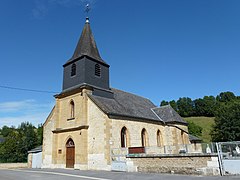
184, 117, 215, 143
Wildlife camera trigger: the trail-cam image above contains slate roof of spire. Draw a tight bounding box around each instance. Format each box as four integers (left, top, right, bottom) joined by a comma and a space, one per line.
88, 89, 187, 125
64, 18, 108, 66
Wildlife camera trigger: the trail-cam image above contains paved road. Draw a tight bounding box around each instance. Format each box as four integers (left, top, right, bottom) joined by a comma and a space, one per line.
0, 169, 239, 180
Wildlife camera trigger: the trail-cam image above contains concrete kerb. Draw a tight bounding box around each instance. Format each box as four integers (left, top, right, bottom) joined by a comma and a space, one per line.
0, 163, 28, 169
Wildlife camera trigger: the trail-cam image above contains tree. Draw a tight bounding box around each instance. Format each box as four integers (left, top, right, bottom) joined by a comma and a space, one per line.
18, 122, 38, 162
169, 100, 178, 112
194, 98, 206, 116
0, 130, 22, 162
188, 121, 203, 138
194, 96, 216, 117
37, 124, 43, 146
0, 122, 39, 163
216, 92, 236, 103
177, 97, 194, 117
211, 100, 240, 142
0, 126, 14, 137
160, 100, 169, 106
202, 96, 216, 117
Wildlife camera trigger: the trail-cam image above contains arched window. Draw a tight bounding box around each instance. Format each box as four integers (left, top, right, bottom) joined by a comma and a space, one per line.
71, 63, 76, 76
141, 128, 148, 147
66, 138, 75, 147
121, 127, 128, 148
70, 100, 75, 119
157, 130, 162, 147
95, 64, 101, 77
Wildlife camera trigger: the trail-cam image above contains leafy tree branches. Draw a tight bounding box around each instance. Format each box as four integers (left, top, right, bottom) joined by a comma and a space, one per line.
0, 122, 43, 163
160, 91, 237, 117
160, 91, 240, 142
211, 100, 240, 142
188, 121, 203, 138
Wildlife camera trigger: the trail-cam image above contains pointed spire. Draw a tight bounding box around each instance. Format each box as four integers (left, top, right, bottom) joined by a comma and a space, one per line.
71, 17, 104, 62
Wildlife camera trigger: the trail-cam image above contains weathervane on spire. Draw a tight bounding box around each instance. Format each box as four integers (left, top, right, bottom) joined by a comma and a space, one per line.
85, 3, 91, 23
85, 4, 91, 16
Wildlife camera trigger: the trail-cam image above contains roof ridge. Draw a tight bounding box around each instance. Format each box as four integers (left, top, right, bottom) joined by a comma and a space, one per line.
111, 88, 156, 106
151, 108, 164, 123
154, 104, 171, 109
97, 88, 156, 114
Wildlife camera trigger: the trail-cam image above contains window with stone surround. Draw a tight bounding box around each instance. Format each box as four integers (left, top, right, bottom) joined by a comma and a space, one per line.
157, 130, 163, 147
141, 128, 148, 147
70, 100, 75, 119
121, 127, 128, 148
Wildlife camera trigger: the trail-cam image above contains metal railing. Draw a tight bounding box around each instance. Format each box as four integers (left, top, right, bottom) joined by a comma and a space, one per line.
144, 143, 217, 155
111, 143, 217, 158
217, 141, 240, 160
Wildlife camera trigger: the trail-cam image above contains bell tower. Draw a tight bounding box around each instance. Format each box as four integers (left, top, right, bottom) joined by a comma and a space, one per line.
61, 17, 113, 98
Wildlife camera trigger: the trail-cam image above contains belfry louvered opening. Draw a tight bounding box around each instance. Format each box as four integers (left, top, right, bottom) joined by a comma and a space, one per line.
95, 64, 101, 77
71, 63, 76, 76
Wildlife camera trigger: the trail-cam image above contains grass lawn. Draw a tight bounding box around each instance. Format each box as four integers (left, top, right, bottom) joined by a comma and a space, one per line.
184, 117, 215, 143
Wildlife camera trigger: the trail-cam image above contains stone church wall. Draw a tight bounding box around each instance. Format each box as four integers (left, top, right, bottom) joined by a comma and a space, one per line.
56, 92, 84, 129
42, 92, 190, 170
87, 98, 111, 170
110, 119, 189, 148
42, 91, 90, 169
126, 154, 220, 176
42, 108, 55, 168
170, 125, 190, 146
58, 131, 88, 169
111, 119, 166, 147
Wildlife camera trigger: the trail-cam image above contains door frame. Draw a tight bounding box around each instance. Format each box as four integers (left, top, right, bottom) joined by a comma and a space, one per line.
66, 138, 75, 168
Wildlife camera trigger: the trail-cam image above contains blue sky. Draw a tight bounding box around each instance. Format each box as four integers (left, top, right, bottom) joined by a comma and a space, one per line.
0, 0, 240, 127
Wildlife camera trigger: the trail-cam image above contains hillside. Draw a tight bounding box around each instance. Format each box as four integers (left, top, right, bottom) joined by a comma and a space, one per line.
184, 117, 215, 143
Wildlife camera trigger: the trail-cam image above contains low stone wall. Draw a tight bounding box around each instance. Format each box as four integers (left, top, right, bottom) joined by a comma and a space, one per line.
126, 153, 220, 176
0, 163, 28, 169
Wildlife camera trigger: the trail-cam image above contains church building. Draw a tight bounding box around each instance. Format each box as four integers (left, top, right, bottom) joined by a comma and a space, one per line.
42, 17, 190, 170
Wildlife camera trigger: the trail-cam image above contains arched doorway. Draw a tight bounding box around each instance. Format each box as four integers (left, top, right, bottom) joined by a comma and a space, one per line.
66, 138, 75, 168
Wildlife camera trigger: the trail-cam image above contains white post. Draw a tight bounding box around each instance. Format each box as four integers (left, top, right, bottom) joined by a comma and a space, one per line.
216, 142, 224, 176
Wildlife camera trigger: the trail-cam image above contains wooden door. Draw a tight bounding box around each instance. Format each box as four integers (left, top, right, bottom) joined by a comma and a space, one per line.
66, 139, 75, 168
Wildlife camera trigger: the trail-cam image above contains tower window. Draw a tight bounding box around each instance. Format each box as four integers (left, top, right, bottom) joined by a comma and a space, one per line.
71, 63, 76, 76
70, 100, 75, 119
95, 64, 101, 77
